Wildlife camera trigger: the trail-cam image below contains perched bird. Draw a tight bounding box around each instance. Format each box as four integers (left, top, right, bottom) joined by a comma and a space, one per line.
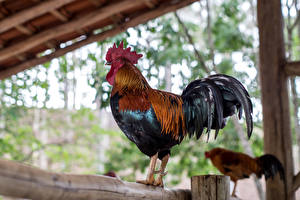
105, 41, 253, 187
205, 147, 285, 197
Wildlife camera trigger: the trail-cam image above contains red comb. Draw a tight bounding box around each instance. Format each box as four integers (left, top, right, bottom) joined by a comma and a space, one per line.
106, 41, 143, 64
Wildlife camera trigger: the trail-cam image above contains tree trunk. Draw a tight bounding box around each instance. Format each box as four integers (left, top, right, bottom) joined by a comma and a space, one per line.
165, 64, 172, 92
0, 88, 4, 138
174, 12, 209, 73
291, 77, 300, 169
297, 9, 300, 170
257, 1, 294, 199
38, 109, 48, 170
72, 52, 78, 110
33, 108, 40, 137
64, 77, 69, 109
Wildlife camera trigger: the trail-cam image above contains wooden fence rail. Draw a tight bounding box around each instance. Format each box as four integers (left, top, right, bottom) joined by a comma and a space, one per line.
0, 159, 232, 200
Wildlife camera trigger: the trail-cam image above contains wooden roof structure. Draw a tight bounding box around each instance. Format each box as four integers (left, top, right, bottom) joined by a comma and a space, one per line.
0, 0, 197, 80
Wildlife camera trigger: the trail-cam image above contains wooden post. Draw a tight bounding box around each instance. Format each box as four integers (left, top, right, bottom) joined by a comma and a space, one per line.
191, 175, 230, 200
257, 0, 294, 200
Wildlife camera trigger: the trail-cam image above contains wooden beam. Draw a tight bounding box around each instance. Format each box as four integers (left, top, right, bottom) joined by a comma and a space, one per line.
257, 0, 294, 200
285, 61, 300, 76
143, 0, 157, 8
50, 10, 68, 22
0, 0, 145, 62
110, 13, 124, 26
0, 159, 191, 200
0, 0, 198, 80
15, 25, 34, 35
16, 54, 27, 61
76, 29, 87, 36
0, 38, 5, 49
45, 41, 58, 49
88, 0, 106, 7
0, 0, 76, 33
0, 11, 6, 20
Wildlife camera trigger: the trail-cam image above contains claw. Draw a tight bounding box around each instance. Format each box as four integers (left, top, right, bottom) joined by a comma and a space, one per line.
153, 177, 164, 187
136, 179, 154, 185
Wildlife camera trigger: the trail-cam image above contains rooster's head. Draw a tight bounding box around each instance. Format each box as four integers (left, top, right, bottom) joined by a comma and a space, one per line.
105, 41, 143, 85
204, 151, 211, 159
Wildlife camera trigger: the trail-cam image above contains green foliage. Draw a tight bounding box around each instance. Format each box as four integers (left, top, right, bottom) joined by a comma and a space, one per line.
0, 105, 104, 174
104, 134, 149, 181
212, 0, 253, 53
292, 31, 300, 60
0, 106, 40, 161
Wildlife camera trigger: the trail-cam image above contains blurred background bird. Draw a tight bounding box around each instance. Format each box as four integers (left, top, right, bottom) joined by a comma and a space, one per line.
205, 147, 285, 197
103, 171, 120, 179
105, 41, 253, 187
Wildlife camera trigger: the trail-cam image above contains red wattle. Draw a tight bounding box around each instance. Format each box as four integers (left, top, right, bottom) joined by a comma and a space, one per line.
106, 68, 115, 85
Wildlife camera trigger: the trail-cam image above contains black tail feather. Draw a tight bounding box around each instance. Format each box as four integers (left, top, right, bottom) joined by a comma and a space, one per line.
208, 74, 253, 138
257, 154, 285, 181
181, 74, 253, 140
182, 78, 224, 140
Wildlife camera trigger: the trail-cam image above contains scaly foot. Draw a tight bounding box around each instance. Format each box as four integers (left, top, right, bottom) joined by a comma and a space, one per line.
136, 153, 158, 186
136, 177, 155, 185
153, 154, 169, 187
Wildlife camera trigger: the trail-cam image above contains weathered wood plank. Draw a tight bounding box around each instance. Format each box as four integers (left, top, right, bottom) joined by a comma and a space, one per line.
0, 0, 198, 80
257, 0, 294, 200
191, 175, 230, 200
0, 0, 76, 33
0, 159, 191, 200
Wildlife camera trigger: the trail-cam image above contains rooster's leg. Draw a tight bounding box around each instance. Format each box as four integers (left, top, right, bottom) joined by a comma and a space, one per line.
154, 154, 170, 187
232, 181, 238, 197
136, 153, 158, 185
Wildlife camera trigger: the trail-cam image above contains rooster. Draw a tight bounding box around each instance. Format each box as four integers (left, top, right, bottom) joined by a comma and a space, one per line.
105, 41, 253, 187
205, 148, 285, 197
